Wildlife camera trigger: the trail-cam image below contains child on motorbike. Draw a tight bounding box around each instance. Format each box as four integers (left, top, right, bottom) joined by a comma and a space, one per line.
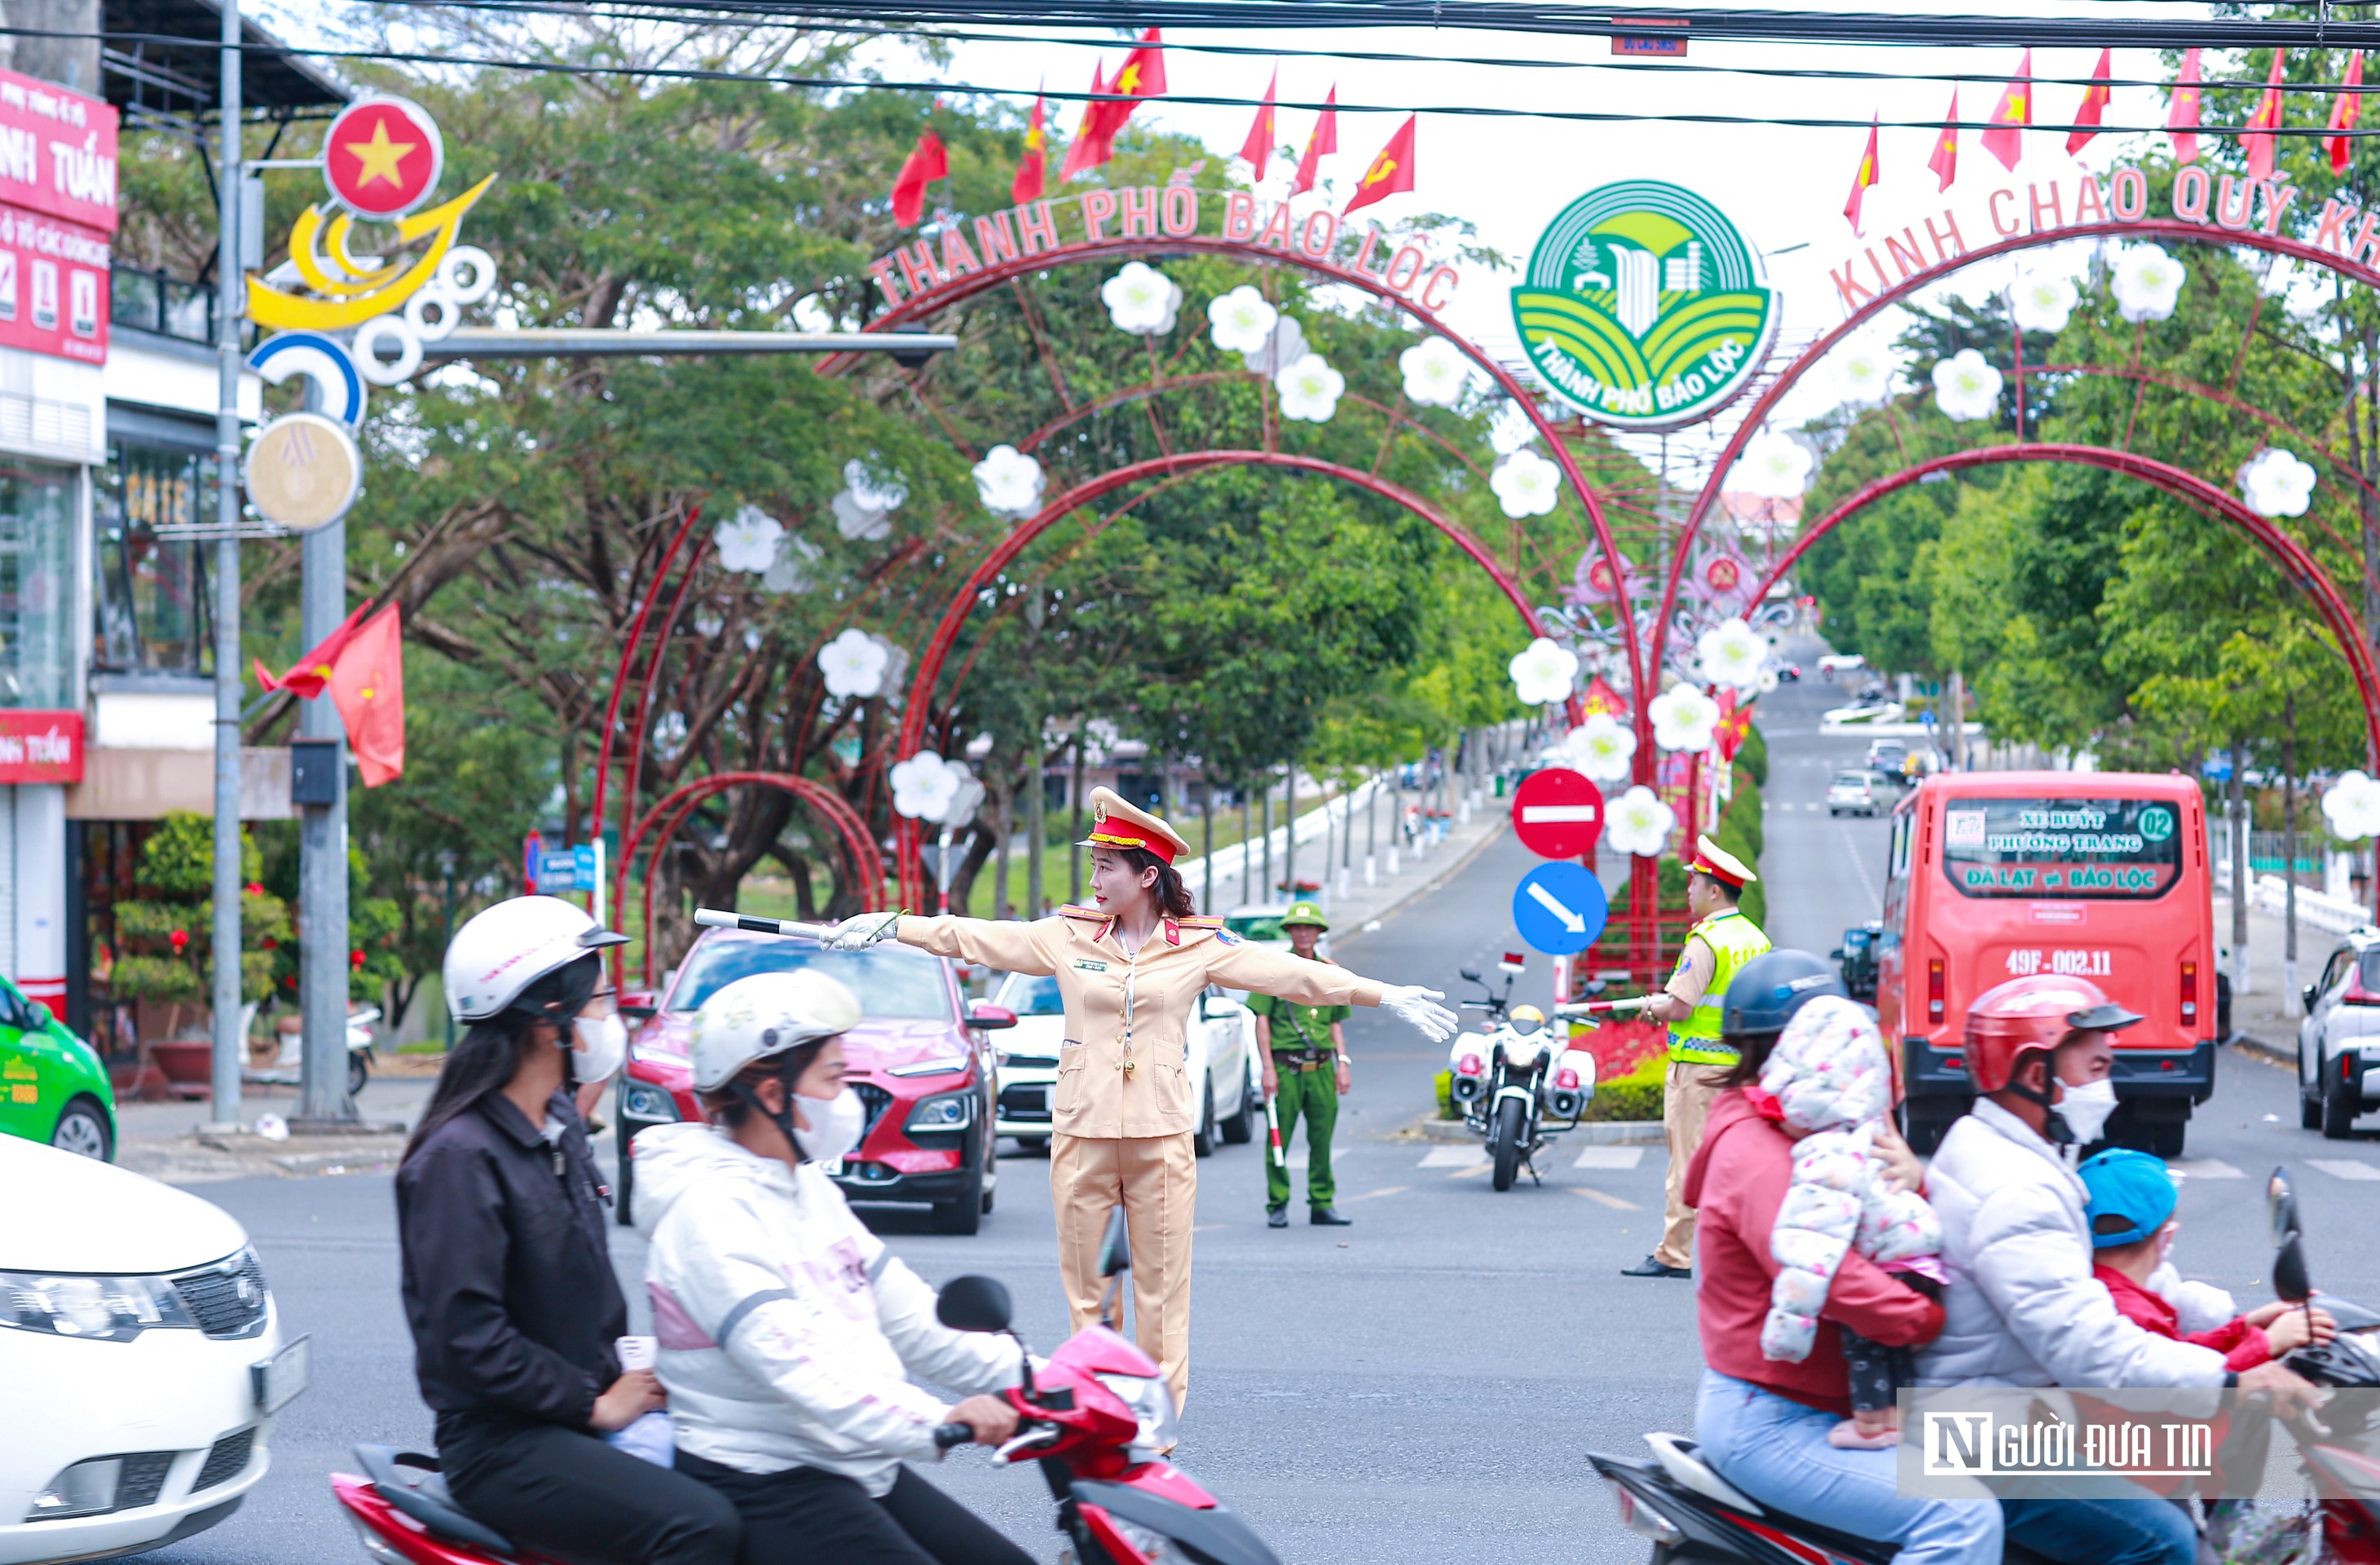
1752, 994, 1945, 1450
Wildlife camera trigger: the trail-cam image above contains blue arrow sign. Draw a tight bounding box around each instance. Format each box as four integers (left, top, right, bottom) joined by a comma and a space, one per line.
1511, 861, 1610, 956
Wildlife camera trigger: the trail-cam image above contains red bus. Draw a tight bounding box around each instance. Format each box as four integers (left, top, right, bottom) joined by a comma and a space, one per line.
1878, 772, 2216, 1157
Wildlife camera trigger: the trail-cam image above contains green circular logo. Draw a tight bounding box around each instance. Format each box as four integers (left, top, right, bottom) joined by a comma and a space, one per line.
1510, 180, 1778, 431
2138, 805, 2175, 843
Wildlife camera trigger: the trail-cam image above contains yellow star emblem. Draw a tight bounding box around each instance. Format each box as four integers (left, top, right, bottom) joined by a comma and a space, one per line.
1115, 63, 1141, 95
345, 120, 417, 188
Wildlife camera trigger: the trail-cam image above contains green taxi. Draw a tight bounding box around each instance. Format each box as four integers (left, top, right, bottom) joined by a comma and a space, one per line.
0, 978, 115, 1159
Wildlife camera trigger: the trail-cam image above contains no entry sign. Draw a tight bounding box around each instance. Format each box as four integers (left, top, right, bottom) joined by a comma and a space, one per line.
1511, 767, 1603, 858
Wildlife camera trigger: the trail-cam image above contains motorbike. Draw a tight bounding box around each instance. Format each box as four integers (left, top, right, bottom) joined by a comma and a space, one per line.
1447, 954, 1601, 1192
245, 1004, 380, 1097
328, 1206, 1278, 1565
1587, 1162, 2380, 1565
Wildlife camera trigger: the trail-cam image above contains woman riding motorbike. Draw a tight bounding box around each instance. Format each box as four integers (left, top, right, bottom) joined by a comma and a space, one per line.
397, 897, 742, 1565
1681, 950, 2001, 1565
633, 968, 1035, 1565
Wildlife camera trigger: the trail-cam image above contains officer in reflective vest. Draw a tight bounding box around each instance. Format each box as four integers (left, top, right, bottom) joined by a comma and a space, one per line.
1622, 835, 1769, 1280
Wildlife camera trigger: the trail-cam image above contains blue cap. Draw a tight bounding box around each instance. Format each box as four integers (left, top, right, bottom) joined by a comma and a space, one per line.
2078, 1148, 2178, 1247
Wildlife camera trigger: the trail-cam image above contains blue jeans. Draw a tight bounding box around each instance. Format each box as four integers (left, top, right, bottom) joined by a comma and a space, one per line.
1695, 1371, 2003, 1565
2002, 1497, 2197, 1565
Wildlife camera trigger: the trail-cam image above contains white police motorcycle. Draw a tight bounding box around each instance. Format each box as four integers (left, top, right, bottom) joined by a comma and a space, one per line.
1447, 954, 1600, 1191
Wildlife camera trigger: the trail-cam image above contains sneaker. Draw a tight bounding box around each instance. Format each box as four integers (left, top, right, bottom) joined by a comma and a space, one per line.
1266, 1206, 1288, 1228
1310, 1206, 1352, 1226
1620, 1254, 1692, 1279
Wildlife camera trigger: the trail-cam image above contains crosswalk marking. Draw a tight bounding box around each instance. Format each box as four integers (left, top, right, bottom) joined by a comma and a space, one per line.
2169, 1158, 2245, 1179
2307, 1158, 2380, 1181
1419, 1145, 1484, 1167
1574, 1146, 1646, 1170
1570, 1185, 1640, 1210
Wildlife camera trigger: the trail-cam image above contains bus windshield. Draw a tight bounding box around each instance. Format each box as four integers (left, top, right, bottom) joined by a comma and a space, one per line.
1940, 796, 2184, 899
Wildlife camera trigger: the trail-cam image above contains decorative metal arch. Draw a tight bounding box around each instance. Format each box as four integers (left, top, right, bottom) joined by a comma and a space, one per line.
1745, 443, 2380, 772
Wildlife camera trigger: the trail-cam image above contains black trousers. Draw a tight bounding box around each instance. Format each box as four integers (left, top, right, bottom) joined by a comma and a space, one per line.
677, 1450, 1035, 1565
437, 1413, 742, 1565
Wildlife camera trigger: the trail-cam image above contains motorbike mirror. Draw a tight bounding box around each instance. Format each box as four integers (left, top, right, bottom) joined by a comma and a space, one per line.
1459, 967, 1482, 984
935, 1275, 1014, 1334
2275, 1232, 2313, 1305
1098, 1204, 1131, 1277
2268, 1166, 2303, 1246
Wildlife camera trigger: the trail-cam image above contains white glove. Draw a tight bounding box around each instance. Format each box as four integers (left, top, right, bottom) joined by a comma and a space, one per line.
822, 910, 905, 951
1379, 985, 1459, 1042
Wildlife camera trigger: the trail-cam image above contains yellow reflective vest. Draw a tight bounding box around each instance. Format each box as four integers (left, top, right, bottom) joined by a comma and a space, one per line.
1667, 909, 1772, 1065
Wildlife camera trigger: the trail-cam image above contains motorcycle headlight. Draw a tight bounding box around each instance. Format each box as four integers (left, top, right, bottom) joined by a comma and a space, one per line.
0, 1269, 196, 1342
1095, 1371, 1180, 1454
906, 1092, 975, 1132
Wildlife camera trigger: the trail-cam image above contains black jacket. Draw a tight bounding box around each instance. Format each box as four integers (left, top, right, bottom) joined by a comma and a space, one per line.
397, 1089, 626, 1428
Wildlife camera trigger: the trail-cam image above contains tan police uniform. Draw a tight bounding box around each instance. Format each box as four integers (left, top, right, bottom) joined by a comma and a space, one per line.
896, 788, 1381, 1404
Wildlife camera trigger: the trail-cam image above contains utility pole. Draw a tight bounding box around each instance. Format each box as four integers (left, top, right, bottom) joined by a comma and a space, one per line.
206, 0, 245, 1132
297, 532, 350, 1119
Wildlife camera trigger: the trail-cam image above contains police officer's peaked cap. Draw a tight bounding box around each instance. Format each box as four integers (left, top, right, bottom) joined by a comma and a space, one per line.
1078, 785, 1192, 864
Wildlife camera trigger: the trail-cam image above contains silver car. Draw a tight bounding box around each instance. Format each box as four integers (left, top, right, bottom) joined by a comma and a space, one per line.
2298, 931, 2380, 1137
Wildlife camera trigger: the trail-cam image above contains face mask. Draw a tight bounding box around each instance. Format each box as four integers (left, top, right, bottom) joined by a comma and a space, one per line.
571, 1012, 628, 1085
791, 1087, 866, 1166
2052, 1075, 2118, 1146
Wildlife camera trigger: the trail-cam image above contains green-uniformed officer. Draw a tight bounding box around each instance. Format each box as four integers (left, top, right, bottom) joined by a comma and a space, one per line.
1250, 901, 1354, 1229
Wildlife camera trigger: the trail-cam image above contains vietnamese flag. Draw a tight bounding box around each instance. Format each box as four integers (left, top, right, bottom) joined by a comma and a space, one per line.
1928, 88, 1960, 191
254, 602, 407, 787
1240, 66, 1279, 180
1058, 60, 1112, 183
1343, 114, 1416, 216
890, 128, 947, 227
2167, 47, 2205, 165
1293, 86, 1338, 195
1013, 90, 1046, 203
1981, 49, 2032, 172
2243, 51, 2288, 181
2329, 52, 2365, 176
2067, 49, 2112, 154
1091, 29, 1166, 144
1844, 115, 1880, 236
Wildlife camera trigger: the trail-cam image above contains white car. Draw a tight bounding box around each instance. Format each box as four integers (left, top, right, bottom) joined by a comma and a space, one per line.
1827, 772, 1884, 817
0, 1136, 307, 1563
2298, 931, 2380, 1138
989, 972, 1261, 1157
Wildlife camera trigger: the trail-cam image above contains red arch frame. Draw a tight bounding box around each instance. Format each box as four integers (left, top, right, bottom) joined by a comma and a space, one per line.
886, 447, 1558, 907
1746, 443, 2380, 768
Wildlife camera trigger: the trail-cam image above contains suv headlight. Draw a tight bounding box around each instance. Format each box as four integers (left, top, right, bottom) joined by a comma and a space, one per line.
0, 1269, 197, 1342
619, 1079, 679, 1122
1095, 1371, 1180, 1454
905, 1091, 975, 1132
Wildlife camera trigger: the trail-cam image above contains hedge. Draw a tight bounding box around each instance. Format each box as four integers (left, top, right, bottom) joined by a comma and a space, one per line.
1735, 721, 1768, 787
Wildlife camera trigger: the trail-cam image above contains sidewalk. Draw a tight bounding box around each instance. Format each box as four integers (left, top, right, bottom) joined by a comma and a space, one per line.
2214, 891, 2350, 1062
1180, 778, 1510, 935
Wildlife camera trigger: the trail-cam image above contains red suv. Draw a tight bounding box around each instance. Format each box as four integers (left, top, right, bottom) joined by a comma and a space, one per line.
613, 928, 1014, 1234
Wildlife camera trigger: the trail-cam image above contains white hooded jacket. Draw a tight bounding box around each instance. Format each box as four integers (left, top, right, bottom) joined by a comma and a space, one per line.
632, 1122, 1023, 1494
1913, 1098, 2225, 1392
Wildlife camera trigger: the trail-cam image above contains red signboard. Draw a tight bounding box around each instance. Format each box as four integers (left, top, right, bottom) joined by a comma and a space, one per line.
0, 709, 82, 783
0, 201, 108, 363
1512, 767, 1604, 858
0, 67, 117, 234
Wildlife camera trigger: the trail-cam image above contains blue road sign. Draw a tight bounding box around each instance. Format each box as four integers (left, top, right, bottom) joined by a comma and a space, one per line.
1511, 861, 1610, 956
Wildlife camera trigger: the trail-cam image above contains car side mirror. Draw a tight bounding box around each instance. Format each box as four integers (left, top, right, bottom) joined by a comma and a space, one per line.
27, 1001, 51, 1029
967, 1003, 1018, 1031
619, 990, 659, 1021
1830, 949, 1844, 961
935, 1274, 1013, 1333
2304, 984, 2321, 1012
1098, 1204, 1131, 1277
1459, 967, 1482, 983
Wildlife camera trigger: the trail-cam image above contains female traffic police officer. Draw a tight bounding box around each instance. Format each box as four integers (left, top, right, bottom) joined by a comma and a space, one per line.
1250, 900, 1355, 1229
822, 787, 1457, 1406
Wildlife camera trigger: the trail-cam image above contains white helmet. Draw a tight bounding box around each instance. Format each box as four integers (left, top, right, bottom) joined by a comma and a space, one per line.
690, 969, 862, 1092
445, 896, 629, 1022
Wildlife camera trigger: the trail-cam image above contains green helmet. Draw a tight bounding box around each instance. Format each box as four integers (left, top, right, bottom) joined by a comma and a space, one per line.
1281, 899, 1329, 932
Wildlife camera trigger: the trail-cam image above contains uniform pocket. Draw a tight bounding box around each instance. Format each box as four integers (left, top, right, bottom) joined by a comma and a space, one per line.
1055, 1047, 1086, 1116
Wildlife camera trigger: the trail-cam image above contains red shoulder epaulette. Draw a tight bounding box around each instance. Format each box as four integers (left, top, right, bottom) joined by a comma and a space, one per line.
1177, 915, 1224, 929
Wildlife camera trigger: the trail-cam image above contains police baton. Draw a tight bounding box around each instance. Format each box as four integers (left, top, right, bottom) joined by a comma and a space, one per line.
1264, 1087, 1285, 1170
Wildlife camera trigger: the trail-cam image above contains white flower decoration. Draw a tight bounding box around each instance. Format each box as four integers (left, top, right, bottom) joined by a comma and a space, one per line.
832, 490, 892, 541
1756, 664, 1781, 694
1398, 337, 1470, 408
1243, 314, 1306, 376
843, 458, 906, 515
1932, 349, 2003, 423
2322, 769, 2380, 840
1695, 617, 1769, 693
1650, 682, 1722, 752
1730, 431, 1814, 500
2240, 447, 2318, 518
972, 444, 1046, 518
763, 533, 822, 594
1101, 261, 1180, 335
1509, 636, 1580, 706
1207, 285, 1279, 355
1488, 398, 1537, 456
1491, 448, 1563, 518
716, 505, 785, 574
1275, 352, 1346, 423
1563, 711, 1637, 783
890, 750, 968, 822
1604, 785, 1677, 858
2113, 245, 2186, 324
818, 628, 890, 699
1836, 347, 1893, 406
2010, 269, 2078, 335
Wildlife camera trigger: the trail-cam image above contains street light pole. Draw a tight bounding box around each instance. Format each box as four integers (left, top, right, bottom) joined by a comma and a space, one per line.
206, 0, 244, 1132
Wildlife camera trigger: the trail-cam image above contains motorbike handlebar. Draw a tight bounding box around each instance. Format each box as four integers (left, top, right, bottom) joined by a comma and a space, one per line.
933, 1423, 973, 1449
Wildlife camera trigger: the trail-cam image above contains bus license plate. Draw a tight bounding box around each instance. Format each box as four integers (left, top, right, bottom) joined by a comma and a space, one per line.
2005, 949, 2113, 978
